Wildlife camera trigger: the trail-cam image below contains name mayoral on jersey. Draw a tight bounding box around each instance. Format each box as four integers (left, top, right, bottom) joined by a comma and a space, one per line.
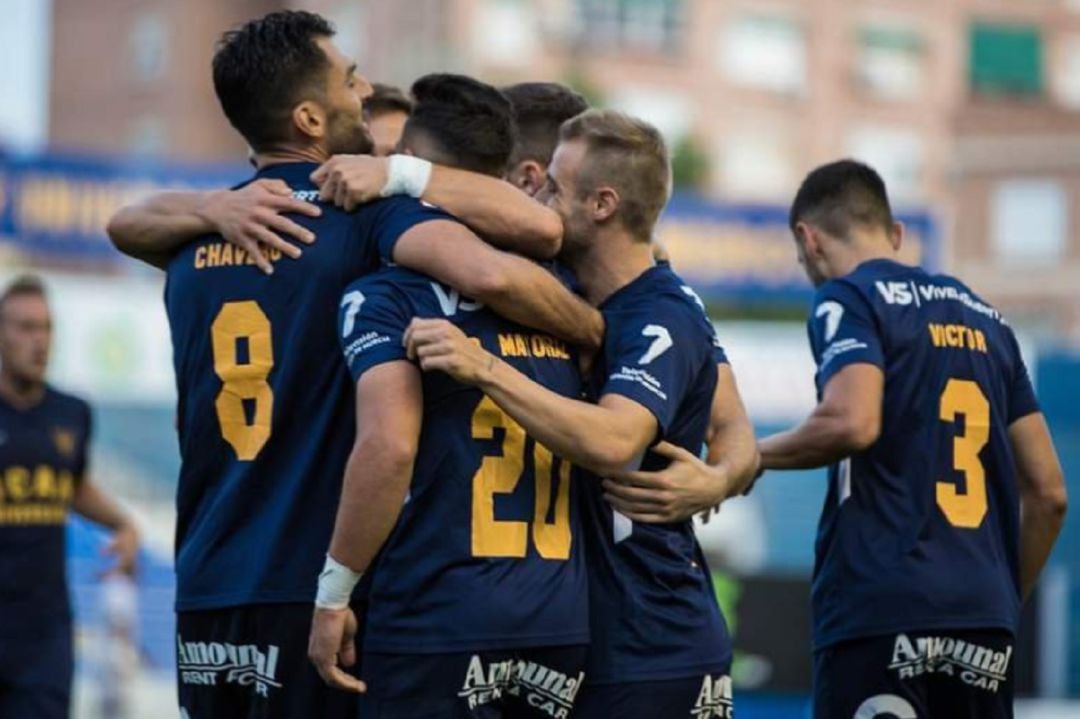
457, 655, 584, 718
194, 242, 284, 270
176, 636, 283, 697
887, 633, 1012, 693
497, 333, 571, 361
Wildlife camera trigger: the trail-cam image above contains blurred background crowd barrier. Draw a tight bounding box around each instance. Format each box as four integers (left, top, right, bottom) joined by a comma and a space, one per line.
2, 0, 1079, 716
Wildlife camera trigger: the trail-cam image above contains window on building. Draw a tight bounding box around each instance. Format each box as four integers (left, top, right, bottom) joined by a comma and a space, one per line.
721, 14, 806, 95
575, 0, 685, 54
847, 127, 924, 203
130, 11, 168, 85
474, 0, 538, 66
856, 25, 925, 101
969, 23, 1043, 97
1055, 35, 1080, 108
719, 121, 798, 200
992, 180, 1067, 265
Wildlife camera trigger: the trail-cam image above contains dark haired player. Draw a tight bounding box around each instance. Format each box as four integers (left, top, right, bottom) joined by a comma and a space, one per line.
758, 160, 1067, 718
407, 110, 755, 719
308, 73, 590, 718
0, 276, 138, 719
106, 12, 601, 719
364, 83, 413, 157
501, 82, 588, 197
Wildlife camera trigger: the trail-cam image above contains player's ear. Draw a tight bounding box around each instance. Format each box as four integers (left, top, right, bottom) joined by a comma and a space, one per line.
293, 101, 326, 142
509, 160, 546, 197
593, 186, 620, 223
889, 220, 905, 252
794, 221, 820, 258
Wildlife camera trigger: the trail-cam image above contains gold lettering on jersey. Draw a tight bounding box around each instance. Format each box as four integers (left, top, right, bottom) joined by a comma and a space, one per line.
928, 323, 988, 354
496, 333, 571, 360
0, 465, 75, 525
194, 242, 283, 270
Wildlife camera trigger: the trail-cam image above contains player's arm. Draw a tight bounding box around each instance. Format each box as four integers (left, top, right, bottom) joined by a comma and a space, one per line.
404, 318, 655, 475
313, 155, 563, 259
602, 364, 761, 523
71, 478, 139, 576
1010, 414, 1068, 601
105, 179, 320, 272
758, 364, 883, 470
393, 220, 604, 349
307, 362, 421, 694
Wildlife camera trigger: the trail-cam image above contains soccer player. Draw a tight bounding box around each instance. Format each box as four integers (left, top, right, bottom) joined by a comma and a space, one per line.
307, 74, 589, 718
106, 12, 601, 719
0, 275, 138, 719
406, 110, 741, 719
501, 82, 588, 197
364, 83, 413, 157
757, 160, 1067, 718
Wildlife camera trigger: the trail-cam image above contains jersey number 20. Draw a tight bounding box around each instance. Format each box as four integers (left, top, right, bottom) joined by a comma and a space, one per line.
937, 379, 990, 529
211, 301, 274, 461
471, 396, 572, 560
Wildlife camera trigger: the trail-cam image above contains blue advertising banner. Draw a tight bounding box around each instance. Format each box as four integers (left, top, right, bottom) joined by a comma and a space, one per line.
0, 152, 246, 263
0, 151, 940, 303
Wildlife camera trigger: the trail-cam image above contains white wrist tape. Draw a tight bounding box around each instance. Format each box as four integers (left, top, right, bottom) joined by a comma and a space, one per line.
380, 155, 433, 198
315, 554, 362, 610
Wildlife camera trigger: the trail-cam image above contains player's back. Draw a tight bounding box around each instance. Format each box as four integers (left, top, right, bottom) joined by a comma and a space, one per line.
165, 162, 381, 611
811, 258, 1039, 648
339, 266, 589, 653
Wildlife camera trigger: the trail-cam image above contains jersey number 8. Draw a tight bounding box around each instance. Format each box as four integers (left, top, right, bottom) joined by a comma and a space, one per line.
210, 301, 275, 461
936, 379, 990, 529
471, 396, 572, 560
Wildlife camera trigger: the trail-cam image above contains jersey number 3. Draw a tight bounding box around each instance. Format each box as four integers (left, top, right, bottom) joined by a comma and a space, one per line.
211, 301, 274, 461
936, 379, 990, 529
471, 396, 572, 560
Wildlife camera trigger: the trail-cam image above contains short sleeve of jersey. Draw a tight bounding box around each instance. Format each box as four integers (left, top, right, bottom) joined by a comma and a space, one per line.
76, 399, 92, 479
810, 280, 885, 388
338, 279, 412, 381
600, 302, 705, 436
1004, 327, 1040, 424
359, 196, 457, 264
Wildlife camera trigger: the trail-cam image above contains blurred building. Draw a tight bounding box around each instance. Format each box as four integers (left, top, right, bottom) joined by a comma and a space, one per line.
46, 0, 1080, 339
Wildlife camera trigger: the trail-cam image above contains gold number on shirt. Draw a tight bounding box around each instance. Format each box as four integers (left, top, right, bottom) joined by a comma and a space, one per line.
211, 301, 274, 461
936, 379, 990, 529
471, 395, 572, 560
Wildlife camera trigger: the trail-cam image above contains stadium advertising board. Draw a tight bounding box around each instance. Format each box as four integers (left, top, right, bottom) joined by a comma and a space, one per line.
0, 152, 939, 302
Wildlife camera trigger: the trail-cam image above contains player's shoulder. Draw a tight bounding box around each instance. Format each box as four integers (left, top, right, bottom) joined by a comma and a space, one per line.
43, 385, 92, 423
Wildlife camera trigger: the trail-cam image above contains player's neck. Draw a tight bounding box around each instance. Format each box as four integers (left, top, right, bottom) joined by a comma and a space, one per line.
0, 370, 46, 410
572, 231, 655, 307
252, 144, 329, 169
832, 242, 897, 279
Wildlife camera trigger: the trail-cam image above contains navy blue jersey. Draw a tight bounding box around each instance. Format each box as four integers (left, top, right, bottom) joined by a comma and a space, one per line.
808, 259, 1040, 649
165, 162, 449, 610
340, 266, 588, 653
0, 386, 90, 636
580, 264, 731, 683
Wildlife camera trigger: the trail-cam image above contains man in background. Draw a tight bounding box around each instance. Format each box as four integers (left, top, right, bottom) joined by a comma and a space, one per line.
364, 83, 413, 157
0, 275, 138, 719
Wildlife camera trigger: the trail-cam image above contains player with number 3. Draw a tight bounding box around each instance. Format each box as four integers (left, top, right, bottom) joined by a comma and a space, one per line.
757, 160, 1067, 719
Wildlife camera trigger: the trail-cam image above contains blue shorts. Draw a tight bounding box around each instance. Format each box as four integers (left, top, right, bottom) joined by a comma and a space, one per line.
0, 622, 72, 719
359, 645, 588, 718
176, 603, 363, 719
574, 669, 734, 719
813, 628, 1015, 719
